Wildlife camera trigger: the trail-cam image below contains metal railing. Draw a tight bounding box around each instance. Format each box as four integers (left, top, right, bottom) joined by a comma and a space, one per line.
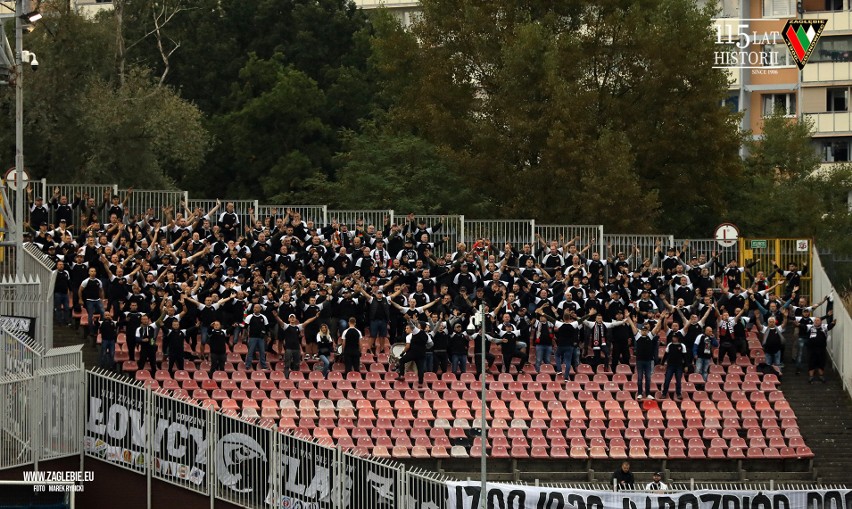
0, 325, 83, 471
255, 205, 328, 228
327, 209, 393, 232
126, 189, 186, 222
814, 247, 852, 398
603, 234, 675, 269
463, 219, 535, 248
401, 214, 464, 257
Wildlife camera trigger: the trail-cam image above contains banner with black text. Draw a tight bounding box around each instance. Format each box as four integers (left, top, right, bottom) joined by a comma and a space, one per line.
447, 481, 852, 509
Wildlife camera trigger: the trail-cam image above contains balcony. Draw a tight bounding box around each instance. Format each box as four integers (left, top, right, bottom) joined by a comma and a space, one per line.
803, 61, 852, 83
804, 111, 852, 135
805, 10, 852, 32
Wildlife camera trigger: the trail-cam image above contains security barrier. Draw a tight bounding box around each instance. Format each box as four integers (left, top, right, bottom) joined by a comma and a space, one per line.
535, 225, 605, 261
47, 183, 118, 227
739, 238, 813, 301
327, 209, 394, 233
813, 248, 851, 397
0, 326, 83, 471
463, 220, 535, 249
187, 199, 258, 234
603, 234, 675, 269
255, 205, 328, 227
674, 238, 739, 266
126, 189, 187, 222
402, 214, 464, 257
82, 369, 847, 509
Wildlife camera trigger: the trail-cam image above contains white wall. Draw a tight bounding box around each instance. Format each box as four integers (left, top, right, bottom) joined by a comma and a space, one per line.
812, 246, 852, 397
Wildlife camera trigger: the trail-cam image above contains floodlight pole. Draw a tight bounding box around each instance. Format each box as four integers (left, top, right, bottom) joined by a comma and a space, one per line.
479, 304, 487, 508
14, 0, 24, 276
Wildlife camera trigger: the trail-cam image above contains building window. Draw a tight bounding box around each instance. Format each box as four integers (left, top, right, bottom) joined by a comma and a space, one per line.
763, 0, 792, 16
762, 93, 796, 117
827, 88, 849, 112
823, 140, 851, 162
761, 43, 793, 66
825, 0, 843, 11
722, 94, 739, 113
811, 35, 852, 63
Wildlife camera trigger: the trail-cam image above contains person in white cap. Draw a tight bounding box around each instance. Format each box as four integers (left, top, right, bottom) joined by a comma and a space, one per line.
646, 471, 667, 492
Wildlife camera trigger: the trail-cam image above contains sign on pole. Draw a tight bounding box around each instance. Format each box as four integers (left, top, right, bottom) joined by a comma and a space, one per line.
714, 223, 739, 247
750, 240, 768, 249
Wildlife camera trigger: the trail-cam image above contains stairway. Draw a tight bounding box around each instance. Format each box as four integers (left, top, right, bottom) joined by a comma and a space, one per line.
780, 359, 852, 483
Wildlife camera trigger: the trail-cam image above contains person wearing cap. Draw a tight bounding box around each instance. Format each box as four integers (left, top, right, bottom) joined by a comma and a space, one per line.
645, 472, 667, 492
26, 187, 49, 232
272, 311, 319, 375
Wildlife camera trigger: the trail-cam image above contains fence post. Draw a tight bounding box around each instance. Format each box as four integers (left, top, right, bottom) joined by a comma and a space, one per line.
388, 210, 395, 229
208, 405, 215, 509
398, 463, 407, 509
146, 383, 152, 509
31, 352, 41, 471
322, 205, 328, 227
334, 445, 343, 509
270, 427, 281, 508
529, 219, 536, 245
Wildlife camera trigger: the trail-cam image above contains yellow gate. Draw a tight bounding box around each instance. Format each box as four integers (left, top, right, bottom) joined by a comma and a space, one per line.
739, 237, 813, 302
0, 187, 4, 262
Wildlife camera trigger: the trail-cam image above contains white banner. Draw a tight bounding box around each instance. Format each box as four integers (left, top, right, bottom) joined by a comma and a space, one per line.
447, 482, 852, 509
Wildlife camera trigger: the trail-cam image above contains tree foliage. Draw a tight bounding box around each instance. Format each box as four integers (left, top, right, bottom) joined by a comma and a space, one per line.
371, 0, 743, 233
0, 2, 208, 187
737, 114, 852, 248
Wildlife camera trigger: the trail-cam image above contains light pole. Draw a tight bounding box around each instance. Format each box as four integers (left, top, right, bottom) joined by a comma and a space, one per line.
479, 304, 487, 508
13, 0, 24, 276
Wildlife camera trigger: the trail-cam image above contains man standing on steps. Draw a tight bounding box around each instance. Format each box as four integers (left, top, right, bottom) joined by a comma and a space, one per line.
806, 313, 837, 384
661, 331, 688, 400
79, 267, 105, 346
243, 303, 270, 372
136, 315, 159, 378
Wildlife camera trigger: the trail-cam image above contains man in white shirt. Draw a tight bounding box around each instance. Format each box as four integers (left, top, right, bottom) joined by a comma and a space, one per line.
645, 472, 667, 493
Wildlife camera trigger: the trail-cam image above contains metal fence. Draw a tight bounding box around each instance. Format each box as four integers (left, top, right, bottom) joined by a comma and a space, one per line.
3, 178, 46, 228
675, 238, 738, 265
327, 209, 393, 232
535, 224, 605, 260
48, 183, 118, 227
0, 326, 83, 471
187, 199, 258, 232
255, 205, 328, 228
84, 369, 417, 509
463, 219, 535, 249
402, 214, 464, 257
814, 248, 852, 398
126, 189, 186, 223
81, 369, 850, 507
603, 234, 675, 269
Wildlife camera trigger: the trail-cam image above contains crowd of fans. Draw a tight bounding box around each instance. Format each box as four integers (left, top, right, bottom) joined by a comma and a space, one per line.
25, 186, 838, 393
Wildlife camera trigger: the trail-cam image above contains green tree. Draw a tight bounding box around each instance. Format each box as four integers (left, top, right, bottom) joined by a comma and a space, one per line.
78, 67, 209, 188
738, 113, 852, 243
0, 2, 209, 187
311, 123, 475, 213
370, 0, 742, 232
206, 54, 332, 201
